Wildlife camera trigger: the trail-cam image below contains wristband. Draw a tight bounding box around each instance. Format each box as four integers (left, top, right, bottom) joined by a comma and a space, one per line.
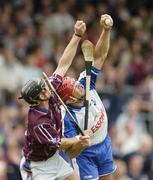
74, 33, 82, 38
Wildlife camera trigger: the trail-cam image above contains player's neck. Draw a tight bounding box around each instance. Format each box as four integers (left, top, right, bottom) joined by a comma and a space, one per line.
39, 101, 49, 110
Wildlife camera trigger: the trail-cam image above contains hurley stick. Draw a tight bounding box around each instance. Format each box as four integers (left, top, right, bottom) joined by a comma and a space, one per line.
81, 40, 94, 130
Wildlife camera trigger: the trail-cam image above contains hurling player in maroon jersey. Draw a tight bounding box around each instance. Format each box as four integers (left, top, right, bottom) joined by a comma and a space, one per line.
19, 20, 90, 180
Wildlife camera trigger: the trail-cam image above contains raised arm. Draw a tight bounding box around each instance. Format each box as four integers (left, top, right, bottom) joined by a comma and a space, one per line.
54, 20, 86, 77
93, 14, 113, 69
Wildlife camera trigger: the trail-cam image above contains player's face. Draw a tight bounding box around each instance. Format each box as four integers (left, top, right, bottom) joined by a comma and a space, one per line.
72, 81, 85, 99
40, 85, 52, 100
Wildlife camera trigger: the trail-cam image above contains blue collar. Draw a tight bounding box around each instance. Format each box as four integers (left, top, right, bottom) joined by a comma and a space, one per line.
67, 105, 84, 111
32, 106, 48, 113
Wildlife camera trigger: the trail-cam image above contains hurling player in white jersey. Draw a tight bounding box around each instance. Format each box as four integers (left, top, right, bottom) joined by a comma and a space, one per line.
58, 14, 117, 180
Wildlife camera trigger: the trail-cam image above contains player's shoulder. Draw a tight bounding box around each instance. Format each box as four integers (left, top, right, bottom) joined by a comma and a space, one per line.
28, 107, 49, 124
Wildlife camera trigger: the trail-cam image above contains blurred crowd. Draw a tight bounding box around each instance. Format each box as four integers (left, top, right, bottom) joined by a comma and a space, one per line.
0, 0, 153, 179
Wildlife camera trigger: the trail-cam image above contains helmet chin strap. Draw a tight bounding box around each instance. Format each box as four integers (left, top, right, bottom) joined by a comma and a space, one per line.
68, 96, 84, 104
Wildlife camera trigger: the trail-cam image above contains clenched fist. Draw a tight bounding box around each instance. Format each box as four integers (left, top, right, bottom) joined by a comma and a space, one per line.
74, 20, 86, 37
100, 14, 113, 31
78, 135, 91, 148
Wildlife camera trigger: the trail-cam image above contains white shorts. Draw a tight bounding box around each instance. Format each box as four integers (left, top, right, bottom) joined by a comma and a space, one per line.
20, 151, 74, 180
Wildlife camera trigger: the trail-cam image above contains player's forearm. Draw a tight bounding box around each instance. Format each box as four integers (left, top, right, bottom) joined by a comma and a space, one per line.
59, 137, 78, 150
65, 135, 91, 158
65, 141, 84, 159
63, 34, 81, 56
94, 29, 110, 62
54, 34, 81, 77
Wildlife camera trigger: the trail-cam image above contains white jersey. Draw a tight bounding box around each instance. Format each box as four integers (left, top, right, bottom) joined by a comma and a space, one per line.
63, 67, 108, 145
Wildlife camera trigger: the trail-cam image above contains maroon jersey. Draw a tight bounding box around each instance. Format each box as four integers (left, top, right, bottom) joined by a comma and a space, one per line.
23, 74, 63, 161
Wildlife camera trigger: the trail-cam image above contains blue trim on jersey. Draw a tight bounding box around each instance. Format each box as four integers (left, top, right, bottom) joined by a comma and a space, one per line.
64, 110, 79, 137
32, 107, 48, 113
67, 105, 83, 111
91, 66, 101, 74
79, 66, 101, 90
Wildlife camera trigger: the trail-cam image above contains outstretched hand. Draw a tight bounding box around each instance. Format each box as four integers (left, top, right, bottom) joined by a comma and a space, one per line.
100, 14, 113, 31
74, 20, 86, 37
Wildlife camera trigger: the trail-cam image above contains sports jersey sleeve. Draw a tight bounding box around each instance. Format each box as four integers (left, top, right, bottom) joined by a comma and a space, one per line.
64, 113, 79, 138
33, 122, 61, 146
49, 73, 63, 90
79, 66, 101, 90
